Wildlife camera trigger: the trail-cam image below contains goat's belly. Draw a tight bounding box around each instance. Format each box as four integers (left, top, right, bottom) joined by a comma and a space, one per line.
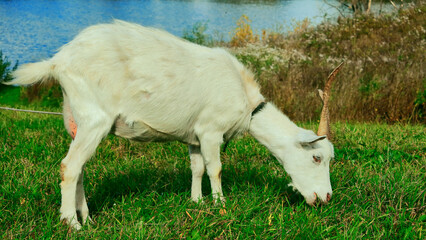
111, 116, 198, 145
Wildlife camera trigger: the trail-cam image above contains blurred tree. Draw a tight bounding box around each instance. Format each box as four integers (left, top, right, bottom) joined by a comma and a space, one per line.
327, 0, 407, 16
343, 0, 372, 14
0, 51, 18, 92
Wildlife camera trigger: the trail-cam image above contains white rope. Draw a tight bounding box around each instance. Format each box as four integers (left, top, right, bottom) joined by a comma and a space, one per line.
0, 106, 62, 115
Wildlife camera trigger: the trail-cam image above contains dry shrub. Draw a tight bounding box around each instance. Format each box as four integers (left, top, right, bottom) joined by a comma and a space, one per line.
230, 15, 259, 47
20, 81, 62, 108
289, 18, 312, 36
234, 3, 425, 123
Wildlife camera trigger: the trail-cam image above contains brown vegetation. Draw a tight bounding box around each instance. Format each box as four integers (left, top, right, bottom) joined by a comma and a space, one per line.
232, 3, 425, 123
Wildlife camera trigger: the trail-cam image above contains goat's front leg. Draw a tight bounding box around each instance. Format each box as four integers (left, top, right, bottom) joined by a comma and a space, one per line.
198, 133, 225, 204
189, 145, 205, 203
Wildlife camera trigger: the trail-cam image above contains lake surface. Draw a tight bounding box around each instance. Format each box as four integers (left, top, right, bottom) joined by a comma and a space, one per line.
0, 0, 341, 64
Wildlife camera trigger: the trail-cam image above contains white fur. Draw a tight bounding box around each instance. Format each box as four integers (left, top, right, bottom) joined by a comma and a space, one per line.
6, 20, 333, 229
249, 104, 333, 205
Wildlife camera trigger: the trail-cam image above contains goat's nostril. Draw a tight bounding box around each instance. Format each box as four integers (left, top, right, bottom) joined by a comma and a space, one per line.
326, 193, 331, 202
308, 193, 318, 206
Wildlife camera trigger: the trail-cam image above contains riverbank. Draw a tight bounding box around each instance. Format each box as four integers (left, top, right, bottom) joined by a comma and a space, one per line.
1, 2, 425, 123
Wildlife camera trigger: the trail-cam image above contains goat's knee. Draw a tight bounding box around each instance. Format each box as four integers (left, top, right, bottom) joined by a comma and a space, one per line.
191, 156, 205, 178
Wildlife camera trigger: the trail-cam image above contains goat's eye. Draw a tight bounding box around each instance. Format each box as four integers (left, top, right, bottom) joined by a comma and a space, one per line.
313, 155, 321, 164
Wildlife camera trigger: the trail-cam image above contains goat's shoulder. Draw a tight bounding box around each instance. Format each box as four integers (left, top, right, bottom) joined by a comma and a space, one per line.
222, 51, 264, 110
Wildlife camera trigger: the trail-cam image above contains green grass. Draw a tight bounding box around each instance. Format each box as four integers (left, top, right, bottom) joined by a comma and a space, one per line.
0, 104, 424, 239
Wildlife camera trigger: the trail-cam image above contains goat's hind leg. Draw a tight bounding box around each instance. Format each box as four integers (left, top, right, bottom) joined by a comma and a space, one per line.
60, 117, 112, 230
76, 170, 93, 225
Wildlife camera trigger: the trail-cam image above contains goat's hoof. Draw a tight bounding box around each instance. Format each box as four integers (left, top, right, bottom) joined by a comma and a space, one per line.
191, 197, 204, 204
61, 216, 82, 231
82, 216, 94, 225
213, 197, 226, 207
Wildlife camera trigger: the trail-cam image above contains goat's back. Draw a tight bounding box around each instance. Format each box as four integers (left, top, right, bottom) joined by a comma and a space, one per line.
15, 20, 265, 143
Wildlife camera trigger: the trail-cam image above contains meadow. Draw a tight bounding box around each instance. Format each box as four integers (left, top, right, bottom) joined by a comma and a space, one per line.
0, 87, 425, 239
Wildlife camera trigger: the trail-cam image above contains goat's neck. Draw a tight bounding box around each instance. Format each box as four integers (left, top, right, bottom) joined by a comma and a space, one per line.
249, 103, 299, 153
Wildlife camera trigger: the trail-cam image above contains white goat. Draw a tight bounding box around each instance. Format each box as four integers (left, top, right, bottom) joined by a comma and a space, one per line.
5, 20, 340, 230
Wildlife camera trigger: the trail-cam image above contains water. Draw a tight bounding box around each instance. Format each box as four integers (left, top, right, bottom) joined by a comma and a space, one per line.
0, 0, 341, 64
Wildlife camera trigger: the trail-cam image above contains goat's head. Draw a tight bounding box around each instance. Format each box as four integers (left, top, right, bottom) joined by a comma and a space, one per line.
282, 63, 343, 206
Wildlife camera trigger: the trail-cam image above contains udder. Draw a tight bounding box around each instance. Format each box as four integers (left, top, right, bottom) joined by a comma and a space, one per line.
63, 101, 77, 139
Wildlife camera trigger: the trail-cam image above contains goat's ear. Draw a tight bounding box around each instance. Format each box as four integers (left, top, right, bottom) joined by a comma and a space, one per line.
297, 130, 326, 145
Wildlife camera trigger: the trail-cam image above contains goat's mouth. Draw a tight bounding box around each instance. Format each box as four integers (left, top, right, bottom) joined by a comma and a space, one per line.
288, 182, 332, 206
307, 192, 332, 206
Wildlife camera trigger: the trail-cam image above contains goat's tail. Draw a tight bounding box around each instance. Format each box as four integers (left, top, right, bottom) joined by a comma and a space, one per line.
3, 60, 56, 86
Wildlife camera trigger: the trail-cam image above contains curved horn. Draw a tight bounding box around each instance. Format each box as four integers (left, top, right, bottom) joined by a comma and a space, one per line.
317, 62, 344, 138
